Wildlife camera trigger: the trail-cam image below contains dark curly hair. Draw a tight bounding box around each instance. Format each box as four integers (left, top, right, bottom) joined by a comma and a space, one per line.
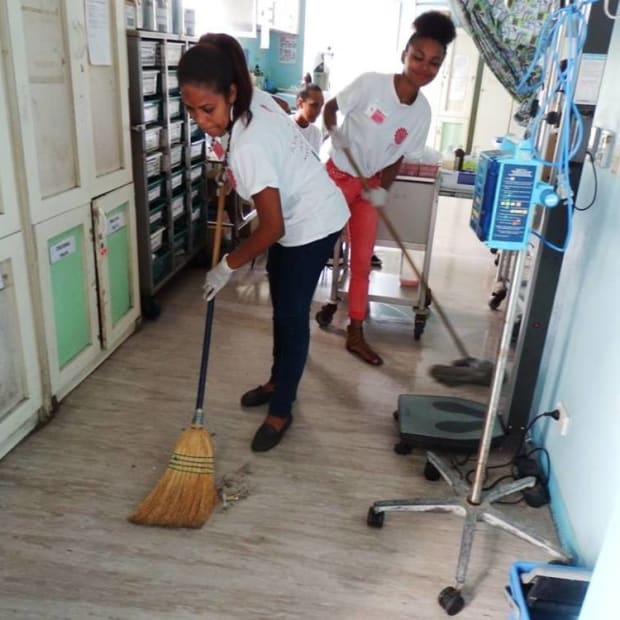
407, 10, 457, 53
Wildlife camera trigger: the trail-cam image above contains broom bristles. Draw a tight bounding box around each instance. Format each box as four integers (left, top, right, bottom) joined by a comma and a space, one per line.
129, 426, 218, 528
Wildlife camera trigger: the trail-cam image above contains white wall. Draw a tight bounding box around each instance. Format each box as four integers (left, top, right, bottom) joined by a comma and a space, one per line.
532, 18, 620, 566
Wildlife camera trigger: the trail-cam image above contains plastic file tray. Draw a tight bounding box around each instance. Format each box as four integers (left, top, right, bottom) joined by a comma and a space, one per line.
144, 126, 162, 152
190, 187, 200, 203
190, 164, 203, 183
171, 194, 185, 220
189, 119, 202, 140
142, 70, 159, 96
167, 71, 178, 91
170, 169, 184, 192
168, 97, 182, 119
506, 561, 591, 620
143, 100, 160, 124
145, 152, 162, 179
150, 227, 165, 252
165, 43, 184, 66
149, 204, 164, 230
169, 120, 183, 144
147, 178, 163, 203
140, 40, 158, 66
189, 141, 204, 160
173, 230, 188, 256
191, 206, 201, 222
169, 144, 183, 168
152, 250, 172, 284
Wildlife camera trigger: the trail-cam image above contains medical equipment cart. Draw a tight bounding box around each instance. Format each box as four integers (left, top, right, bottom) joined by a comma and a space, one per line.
316, 171, 441, 340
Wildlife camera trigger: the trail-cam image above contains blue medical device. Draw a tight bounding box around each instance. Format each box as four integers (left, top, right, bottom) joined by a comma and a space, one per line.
470, 138, 559, 251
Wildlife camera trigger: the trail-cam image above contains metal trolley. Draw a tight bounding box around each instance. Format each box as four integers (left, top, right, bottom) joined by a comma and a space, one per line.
316, 173, 441, 340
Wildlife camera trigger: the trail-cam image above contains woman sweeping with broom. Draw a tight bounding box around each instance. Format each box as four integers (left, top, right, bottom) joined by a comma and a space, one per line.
130, 35, 347, 528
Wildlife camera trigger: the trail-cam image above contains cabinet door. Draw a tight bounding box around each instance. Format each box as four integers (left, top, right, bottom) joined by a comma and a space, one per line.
0, 232, 42, 459
0, 44, 21, 240
34, 205, 100, 399
85, 0, 132, 197
92, 184, 140, 350
5, 0, 95, 223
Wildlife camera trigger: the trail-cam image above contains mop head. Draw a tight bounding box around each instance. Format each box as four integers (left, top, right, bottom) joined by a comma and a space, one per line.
429, 357, 495, 387
129, 425, 218, 528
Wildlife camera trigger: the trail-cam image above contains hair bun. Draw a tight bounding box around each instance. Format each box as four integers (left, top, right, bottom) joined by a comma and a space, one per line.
413, 10, 456, 48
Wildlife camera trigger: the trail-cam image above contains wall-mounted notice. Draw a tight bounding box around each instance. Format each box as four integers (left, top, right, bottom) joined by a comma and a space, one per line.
279, 33, 297, 64
86, 0, 112, 66
49, 236, 77, 264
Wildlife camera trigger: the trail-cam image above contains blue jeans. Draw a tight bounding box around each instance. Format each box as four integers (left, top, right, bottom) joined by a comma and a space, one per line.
266, 230, 341, 418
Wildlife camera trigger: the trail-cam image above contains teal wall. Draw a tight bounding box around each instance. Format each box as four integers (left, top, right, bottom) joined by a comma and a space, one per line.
531, 19, 620, 568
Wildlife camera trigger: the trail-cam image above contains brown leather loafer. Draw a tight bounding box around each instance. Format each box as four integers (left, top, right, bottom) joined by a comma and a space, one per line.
240, 384, 274, 407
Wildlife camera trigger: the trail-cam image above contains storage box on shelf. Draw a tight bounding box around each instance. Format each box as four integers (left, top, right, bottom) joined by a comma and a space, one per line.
127, 30, 207, 318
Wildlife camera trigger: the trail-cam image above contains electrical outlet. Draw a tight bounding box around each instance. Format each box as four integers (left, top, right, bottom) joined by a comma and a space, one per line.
556, 401, 570, 436
595, 130, 615, 168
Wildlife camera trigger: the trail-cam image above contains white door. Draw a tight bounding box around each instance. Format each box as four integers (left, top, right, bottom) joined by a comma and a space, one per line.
34, 205, 101, 399
85, 0, 133, 197
425, 28, 479, 153
92, 184, 141, 350
0, 42, 22, 240
470, 65, 520, 154
0, 232, 42, 459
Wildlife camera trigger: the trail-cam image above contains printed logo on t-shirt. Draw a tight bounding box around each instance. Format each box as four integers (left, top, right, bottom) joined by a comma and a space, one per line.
226, 167, 237, 189
394, 127, 408, 145
366, 105, 386, 124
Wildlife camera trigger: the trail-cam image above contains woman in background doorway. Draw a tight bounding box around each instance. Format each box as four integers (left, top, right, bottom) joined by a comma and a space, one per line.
293, 83, 325, 153
322, 11, 456, 366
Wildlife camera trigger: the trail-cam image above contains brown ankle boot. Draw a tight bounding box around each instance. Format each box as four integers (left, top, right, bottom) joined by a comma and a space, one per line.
346, 323, 384, 366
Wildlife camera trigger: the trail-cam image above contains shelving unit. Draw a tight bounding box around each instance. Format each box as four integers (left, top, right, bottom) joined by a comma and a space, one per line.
127, 30, 208, 317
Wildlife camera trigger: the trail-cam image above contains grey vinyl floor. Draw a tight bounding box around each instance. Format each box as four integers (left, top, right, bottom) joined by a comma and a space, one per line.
0, 197, 557, 619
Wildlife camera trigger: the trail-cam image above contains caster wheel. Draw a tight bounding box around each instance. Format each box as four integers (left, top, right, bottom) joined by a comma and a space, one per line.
438, 586, 465, 616
393, 410, 399, 421
142, 296, 161, 321
367, 506, 384, 528
424, 461, 441, 481
489, 289, 507, 310
315, 303, 337, 327
394, 440, 413, 455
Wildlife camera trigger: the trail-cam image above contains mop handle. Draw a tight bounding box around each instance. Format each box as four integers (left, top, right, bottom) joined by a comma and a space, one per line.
194, 184, 227, 416
341, 147, 471, 360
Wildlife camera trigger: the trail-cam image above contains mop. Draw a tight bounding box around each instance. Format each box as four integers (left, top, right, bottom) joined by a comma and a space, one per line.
341, 146, 494, 387
128, 182, 228, 528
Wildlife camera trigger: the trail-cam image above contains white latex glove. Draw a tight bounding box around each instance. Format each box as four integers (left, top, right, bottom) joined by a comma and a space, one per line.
363, 187, 388, 209
203, 254, 235, 301
329, 127, 349, 150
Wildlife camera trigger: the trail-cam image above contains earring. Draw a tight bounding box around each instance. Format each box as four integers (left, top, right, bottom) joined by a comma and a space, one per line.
229, 105, 234, 123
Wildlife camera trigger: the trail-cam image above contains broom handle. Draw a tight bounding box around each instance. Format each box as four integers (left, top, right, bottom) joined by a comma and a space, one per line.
341, 147, 471, 360
194, 184, 227, 421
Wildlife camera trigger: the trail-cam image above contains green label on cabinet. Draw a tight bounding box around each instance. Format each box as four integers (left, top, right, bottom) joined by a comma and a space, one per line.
48, 226, 91, 368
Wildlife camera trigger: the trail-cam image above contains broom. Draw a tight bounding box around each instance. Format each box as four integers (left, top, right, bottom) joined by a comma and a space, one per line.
128, 183, 228, 528
341, 146, 494, 387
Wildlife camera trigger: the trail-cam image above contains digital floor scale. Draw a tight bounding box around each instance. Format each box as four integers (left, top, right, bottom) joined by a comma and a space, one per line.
394, 394, 505, 453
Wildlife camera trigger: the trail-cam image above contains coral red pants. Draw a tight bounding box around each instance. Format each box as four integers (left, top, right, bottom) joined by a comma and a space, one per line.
326, 159, 380, 321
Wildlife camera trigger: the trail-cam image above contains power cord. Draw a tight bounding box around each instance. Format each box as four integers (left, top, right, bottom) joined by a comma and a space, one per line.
447, 411, 559, 507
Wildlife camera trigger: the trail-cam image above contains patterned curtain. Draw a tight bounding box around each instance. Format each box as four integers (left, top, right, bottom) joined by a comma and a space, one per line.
449, 0, 555, 106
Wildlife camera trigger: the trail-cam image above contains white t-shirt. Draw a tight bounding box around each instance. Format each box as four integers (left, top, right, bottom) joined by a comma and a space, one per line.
327, 72, 432, 178
227, 93, 349, 247
293, 120, 323, 154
